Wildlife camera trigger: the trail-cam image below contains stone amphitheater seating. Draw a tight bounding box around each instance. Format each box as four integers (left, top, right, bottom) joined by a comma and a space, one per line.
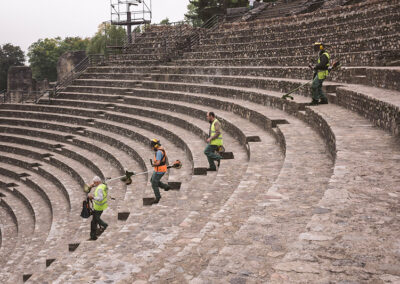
1, 0, 400, 282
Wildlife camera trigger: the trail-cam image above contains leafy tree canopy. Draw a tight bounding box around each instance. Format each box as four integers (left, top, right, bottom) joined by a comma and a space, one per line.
186, 0, 248, 24
159, 17, 171, 25
28, 37, 89, 81
86, 22, 126, 55
0, 43, 25, 90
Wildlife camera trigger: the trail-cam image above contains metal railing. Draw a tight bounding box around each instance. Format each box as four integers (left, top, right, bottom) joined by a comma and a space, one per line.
105, 13, 225, 64
2, 90, 48, 104
179, 14, 225, 53
0, 90, 6, 103
36, 54, 106, 101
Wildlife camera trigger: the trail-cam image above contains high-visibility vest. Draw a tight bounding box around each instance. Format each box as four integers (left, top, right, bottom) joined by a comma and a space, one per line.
317, 51, 330, 80
154, 147, 167, 173
93, 183, 108, 211
210, 119, 223, 146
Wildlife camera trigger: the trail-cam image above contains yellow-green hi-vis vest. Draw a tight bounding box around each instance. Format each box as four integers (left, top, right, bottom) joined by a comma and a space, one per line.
210, 119, 223, 146
317, 51, 330, 80
93, 184, 108, 211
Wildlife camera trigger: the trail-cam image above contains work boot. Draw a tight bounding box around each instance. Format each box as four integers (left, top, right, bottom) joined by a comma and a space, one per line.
207, 168, 217, 171
164, 185, 171, 191
153, 197, 161, 204
98, 224, 108, 234
319, 98, 328, 104
89, 236, 98, 241
217, 159, 221, 168
310, 99, 319, 106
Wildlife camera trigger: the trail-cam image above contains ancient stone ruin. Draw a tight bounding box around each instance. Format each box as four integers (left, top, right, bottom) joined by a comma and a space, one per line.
0, 0, 399, 283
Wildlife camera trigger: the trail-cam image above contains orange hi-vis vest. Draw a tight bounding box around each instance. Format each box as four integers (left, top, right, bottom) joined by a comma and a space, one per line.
154, 147, 167, 173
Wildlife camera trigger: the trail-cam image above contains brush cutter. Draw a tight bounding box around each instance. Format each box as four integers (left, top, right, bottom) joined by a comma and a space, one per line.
281, 60, 341, 100
83, 160, 183, 193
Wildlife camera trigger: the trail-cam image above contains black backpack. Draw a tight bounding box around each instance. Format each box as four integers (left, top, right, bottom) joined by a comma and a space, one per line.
80, 197, 93, 218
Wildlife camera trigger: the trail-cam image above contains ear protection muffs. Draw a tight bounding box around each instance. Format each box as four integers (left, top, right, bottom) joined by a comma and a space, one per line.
150, 138, 161, 148
314, 42, 323, 52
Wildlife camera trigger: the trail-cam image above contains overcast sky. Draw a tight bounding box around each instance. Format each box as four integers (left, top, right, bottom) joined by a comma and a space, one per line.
0, 0, 189, 59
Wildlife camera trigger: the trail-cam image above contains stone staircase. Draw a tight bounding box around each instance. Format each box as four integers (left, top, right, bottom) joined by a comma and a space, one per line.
0, 0, 399, 282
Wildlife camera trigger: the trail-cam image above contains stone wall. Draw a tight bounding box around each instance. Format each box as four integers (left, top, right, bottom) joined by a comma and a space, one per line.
57, 51, 86, 82
7, 66, 33, 103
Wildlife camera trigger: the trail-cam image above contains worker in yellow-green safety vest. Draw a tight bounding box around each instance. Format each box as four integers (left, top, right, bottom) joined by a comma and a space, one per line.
311, 42, 330, 105
204, 112, 223, 171
88, 176, 108, 240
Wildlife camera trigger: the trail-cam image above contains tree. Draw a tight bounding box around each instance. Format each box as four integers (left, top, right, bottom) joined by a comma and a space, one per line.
0, 43, 25, 90
185, 2, 203, 27
28, 37, 89, 81
159, 17, 171, 25
186, 0, 248, 24
86, 23, 126, 55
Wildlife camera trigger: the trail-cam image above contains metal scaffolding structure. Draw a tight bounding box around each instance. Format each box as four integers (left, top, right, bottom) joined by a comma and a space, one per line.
111, 0, 152, 42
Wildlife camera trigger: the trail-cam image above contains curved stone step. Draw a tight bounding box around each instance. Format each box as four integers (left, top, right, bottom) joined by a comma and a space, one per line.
217, 0, 399, 34
70, 72, 400, 138
198, 20, 400, 51
203, 10, 400, 46
0, 182, 35, 267
28, 81, 296, 282
0, 150, 88, 278
91, 74, 338, 98
184, 33, 400, 60
0, 164, 64, 283
270, 104, 400, 283
0, 102, 252, 282
0, 198, 18, 265
0, 144, 87, 188
83, 65, 400, 92
173, 49, 400, 67
1, 103, 201, 176
0, 134, 104, 181
28, 110, 254, 283
0, 110, 192, 205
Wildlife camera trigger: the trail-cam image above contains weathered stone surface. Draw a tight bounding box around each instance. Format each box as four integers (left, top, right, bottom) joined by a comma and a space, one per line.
1, 0, 400, 283
57, 50, 86, 82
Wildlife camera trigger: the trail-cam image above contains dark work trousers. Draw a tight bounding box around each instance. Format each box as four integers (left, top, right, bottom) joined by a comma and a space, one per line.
204, 144, 222, 170
90, 210, 108, 239
311, 76, 327, 101
151, 171, 168, 200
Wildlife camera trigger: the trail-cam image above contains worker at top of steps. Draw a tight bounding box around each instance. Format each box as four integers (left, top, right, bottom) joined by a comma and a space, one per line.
311, 42, 330, 106
204, 112, 223, 172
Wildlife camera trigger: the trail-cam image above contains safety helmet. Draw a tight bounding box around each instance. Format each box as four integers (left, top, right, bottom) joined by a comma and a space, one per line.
313, 42, 324, 52
150, 138, 161, 149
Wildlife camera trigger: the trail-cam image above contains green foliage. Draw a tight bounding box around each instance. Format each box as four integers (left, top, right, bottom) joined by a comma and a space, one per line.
185, 2, 203, 27
86, 23, 126, 55
28, 37, 89, 81
159, 17, 171, 25
0, 43, 25, 90
186, 0, 248, 24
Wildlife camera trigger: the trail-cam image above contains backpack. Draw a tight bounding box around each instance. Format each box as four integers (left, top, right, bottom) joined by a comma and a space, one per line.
80, 197, 93, 218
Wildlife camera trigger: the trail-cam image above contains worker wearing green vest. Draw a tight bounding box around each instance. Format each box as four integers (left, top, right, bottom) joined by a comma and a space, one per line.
311, 42, 330, 105
204, 112, 222, 171
88, 176, 108, 240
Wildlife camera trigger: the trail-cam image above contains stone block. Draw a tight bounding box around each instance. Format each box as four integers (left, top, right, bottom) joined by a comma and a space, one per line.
193, 167, 208, 175
118, 212, 130, 221
68, 243, 80, 252
167, 182, 181, 190
57, 51, 86, 82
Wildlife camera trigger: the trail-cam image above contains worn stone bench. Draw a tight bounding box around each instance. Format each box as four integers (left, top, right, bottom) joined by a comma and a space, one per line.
212, 7, 399, 41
